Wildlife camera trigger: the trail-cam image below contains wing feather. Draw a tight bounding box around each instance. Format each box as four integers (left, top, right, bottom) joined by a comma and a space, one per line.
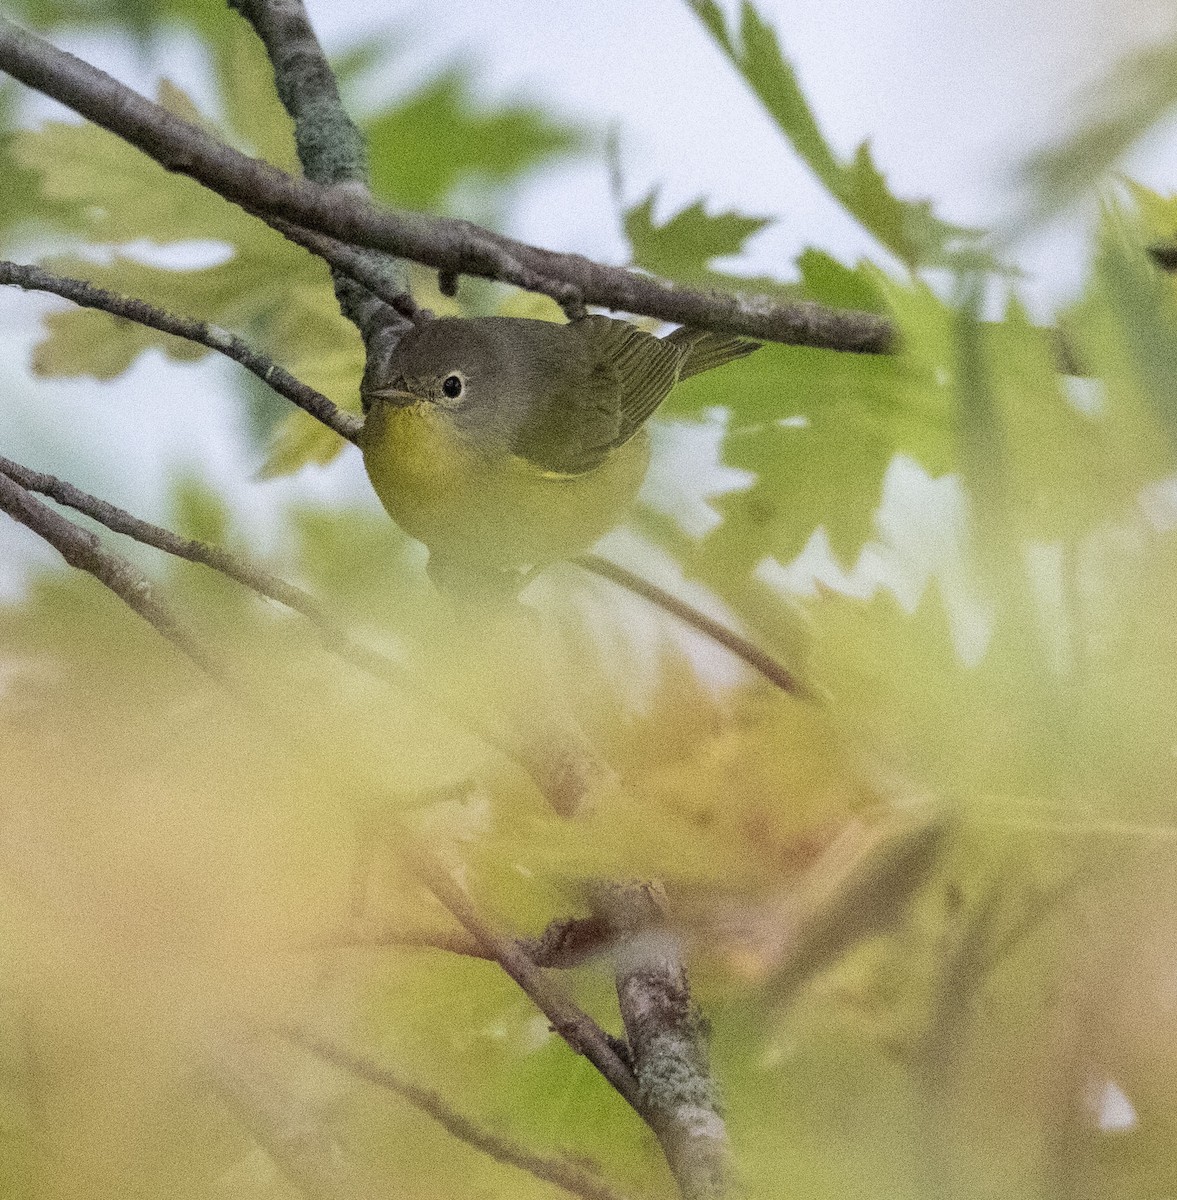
578, 316, 684, 443
507, 318, 757, 476
509, 317, 681, 475
664, 326, 761, 379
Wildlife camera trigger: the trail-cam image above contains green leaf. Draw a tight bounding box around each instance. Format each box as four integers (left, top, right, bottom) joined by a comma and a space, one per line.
30, 300, 206, 381
13, 80, 363, 462
210, 17, 301, 171
364, 67, 585, 213
660, 313, 954, 575
986, 303, 1122, 541
258, 410, 346, 479
636, 272, 957, 591
0, 82, 78, 243
687, 0, 982, 269
11, 105, 272, 248
710, 354, 929, 571
351, 953, 666, 1198
795, 248, 886, 312
624, 190, 772, 286
5, 0, 240, 41
1092, 202, 1177, 452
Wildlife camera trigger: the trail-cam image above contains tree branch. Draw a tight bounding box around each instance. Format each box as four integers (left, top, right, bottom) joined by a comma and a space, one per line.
0, 468, 225, 679
284, 1027, 640, 1200
576, 554, 811, 700
267, 217, 426, 324
0, 15, 889, 353
589, 883, 727, 1200
229, 0, 368, 190
0, 259, 361, 442
343, 844, 730, 1200
227, 0, 413, 346
0, 451, 337, 614
392, 826, 642, 1110
322, 911, 614, 969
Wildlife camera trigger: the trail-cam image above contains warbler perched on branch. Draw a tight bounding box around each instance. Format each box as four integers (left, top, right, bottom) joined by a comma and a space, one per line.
360, 314, 758, 596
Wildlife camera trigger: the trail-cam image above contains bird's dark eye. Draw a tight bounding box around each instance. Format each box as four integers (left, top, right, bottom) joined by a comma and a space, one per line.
442, 373, 464, 399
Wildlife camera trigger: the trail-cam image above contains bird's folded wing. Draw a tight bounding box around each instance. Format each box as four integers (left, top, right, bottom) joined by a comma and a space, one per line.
510, 316, 683, 475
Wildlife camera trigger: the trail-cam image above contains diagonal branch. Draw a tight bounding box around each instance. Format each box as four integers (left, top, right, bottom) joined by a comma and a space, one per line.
0, 452, 334, 619
0, 455, 511, 755
229, 0, 368, 190
576, 554, 811, 700
0, 259, 361, 442
267, 217, 426, 324
393, 825, 642, 1110
0, 468, 225, 679
0, 14, 890, 353
284, 1027, 640, 1200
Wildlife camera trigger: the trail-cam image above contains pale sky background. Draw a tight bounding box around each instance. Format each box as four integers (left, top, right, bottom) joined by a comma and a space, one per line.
3, 0, 1177, 632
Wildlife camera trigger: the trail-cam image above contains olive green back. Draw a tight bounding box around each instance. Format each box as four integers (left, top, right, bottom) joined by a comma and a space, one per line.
375, 314, 758, 476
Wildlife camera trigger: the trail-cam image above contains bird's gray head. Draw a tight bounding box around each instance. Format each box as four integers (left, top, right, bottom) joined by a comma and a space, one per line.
361, 316, 575, 458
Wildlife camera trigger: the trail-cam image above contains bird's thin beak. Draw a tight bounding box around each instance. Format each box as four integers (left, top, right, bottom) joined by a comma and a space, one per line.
364, 387, 422, 409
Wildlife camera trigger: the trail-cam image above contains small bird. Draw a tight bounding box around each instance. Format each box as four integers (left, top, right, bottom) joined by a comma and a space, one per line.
360, 314, 758, 596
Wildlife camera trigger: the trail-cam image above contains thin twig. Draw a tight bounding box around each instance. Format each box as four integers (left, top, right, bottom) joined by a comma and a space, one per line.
576, 554, 811, 700
0, 468, 224, 678
0, 453, 333, 620
321, 912, 613, 969
0, 15, 890, 353
284, 1027, 639, 1200
0, 260, 361, 442
326, 924, 491, 959
393, 826, 642, 1110
0, 455, 511, 750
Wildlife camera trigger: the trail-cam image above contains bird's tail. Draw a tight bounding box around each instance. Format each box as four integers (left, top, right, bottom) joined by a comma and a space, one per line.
666, 327, 761, 379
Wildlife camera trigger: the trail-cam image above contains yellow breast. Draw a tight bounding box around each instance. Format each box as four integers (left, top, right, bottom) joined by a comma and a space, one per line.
362, 400, 478, 506
361, 400, 651, 572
